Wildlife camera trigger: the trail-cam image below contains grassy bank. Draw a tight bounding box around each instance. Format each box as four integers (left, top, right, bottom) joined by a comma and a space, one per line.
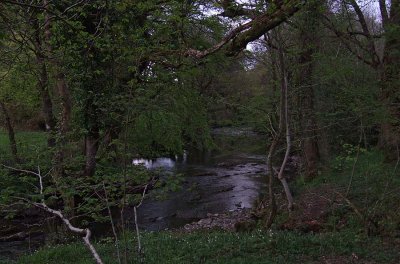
0, 130, 46, 161
13, 229, 399, 264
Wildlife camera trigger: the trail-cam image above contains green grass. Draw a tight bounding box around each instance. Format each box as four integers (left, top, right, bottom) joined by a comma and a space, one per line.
14, 230, 399, 264
0, 130, 47, 161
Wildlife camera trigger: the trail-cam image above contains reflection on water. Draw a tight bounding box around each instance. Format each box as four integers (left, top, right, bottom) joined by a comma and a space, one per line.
132, 157, 176, 169
132, 151, 187, 170
126, 129, 268, 231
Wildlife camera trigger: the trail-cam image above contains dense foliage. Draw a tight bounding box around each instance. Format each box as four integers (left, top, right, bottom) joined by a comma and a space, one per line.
0, 0, 399, 263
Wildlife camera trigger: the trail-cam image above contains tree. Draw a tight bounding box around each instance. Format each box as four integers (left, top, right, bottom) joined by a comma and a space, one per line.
0, 4, 57, 147
324, 0, 400, 157
294, 0, 324, 179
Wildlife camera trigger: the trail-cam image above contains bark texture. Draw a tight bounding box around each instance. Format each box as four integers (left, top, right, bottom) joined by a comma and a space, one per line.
296, 1, 321, 180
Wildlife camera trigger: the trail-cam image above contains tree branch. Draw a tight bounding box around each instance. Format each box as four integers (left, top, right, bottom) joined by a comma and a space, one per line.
185, 0, 304, 58
134, 184, 148, 256
379, 0, 389, 28
3, 165, 104, 264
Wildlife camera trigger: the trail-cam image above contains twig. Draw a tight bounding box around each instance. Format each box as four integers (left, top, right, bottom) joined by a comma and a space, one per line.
102, 182, 122, 264
335, 190, 363, 220
346, 128, 363, 197
1, 164, 40, 177
134, 184, 148, 256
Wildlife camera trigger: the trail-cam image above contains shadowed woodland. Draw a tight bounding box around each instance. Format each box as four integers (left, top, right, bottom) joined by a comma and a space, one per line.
0, 0, 400, 263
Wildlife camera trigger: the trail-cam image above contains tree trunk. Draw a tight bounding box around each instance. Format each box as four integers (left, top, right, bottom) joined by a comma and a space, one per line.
43, 0, 72, 179
31, 17, 57, 148
378, 0, 400, 157
0, 101, 18, 162
266, 124, 278, 228
84, 126, 100, 177
55, 71, 72, 137
297, 1, 321, 180
276, 37, 294, 211
42, 0, 74, 216
37, 56, 57, 148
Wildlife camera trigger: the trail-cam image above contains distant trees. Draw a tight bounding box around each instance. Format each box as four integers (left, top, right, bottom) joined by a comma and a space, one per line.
324, 0, 400, 158
258, 0, 398, 180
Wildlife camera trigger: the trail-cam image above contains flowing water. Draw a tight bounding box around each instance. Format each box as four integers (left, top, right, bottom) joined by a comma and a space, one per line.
127, 127, 268, 231
0, 127, 268, 259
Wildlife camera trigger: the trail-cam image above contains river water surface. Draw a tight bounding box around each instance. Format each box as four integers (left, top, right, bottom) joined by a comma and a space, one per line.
128, 127, 268, 231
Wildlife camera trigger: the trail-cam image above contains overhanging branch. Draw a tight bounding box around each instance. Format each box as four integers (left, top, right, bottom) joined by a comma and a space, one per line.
185, 0, 305, 58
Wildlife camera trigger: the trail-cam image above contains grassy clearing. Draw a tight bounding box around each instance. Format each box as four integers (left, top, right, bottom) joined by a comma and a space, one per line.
0, 130, 46, 161
14, 229, 399, 264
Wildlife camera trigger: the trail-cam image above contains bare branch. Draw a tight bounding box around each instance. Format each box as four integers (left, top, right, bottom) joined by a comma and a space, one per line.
134, 184, 148, 256
379, 0, 389, 28
34, 201, 104, 264
321, 15, 377, 67
347, 0, 371, 38
2, 165, 104, 264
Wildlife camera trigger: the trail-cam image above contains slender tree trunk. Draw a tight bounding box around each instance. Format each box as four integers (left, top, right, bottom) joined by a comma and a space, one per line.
31, 18, 56, 148
276, 39, 294, 211
0, 101, 18, 162
84, 125, 100, 177
266, 127, 278, 228
264, 32, 285, 227
55, 71, 72, 137
37, 56, 56, 148
301, 108, 320, 179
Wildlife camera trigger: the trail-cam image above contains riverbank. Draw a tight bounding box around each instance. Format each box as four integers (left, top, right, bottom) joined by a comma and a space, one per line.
14, 228, 399, 264
2, 130, 400, 263
12, 177, 400, 264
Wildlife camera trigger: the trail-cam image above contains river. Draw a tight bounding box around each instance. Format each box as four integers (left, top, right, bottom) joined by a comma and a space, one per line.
0, 127, 268, 260
129, 127, 268, 231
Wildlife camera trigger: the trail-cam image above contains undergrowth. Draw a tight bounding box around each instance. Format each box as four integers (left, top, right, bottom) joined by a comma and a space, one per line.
15, 229, 399, 264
